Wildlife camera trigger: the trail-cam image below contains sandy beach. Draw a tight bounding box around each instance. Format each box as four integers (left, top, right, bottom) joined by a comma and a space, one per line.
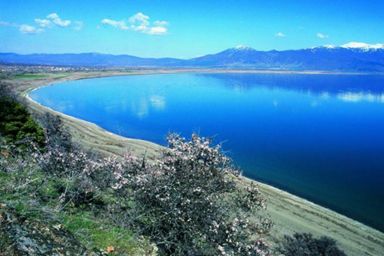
5, 70, 384, 255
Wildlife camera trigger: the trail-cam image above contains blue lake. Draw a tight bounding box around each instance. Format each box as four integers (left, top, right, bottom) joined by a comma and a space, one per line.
30, 73, 384, 231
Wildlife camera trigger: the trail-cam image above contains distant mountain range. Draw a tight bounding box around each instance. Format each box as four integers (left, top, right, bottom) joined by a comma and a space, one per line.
1, 44, 384, 72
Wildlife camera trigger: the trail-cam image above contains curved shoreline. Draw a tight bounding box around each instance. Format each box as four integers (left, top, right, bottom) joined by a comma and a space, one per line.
7, 70, 384, 255
22, 73, 163, 158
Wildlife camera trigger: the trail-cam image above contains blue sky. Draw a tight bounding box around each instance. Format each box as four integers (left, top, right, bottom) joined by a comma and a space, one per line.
1, 0, 383, 58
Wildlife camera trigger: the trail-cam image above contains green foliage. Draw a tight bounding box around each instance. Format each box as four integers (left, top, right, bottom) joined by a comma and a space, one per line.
0, 89, 45, 147
278, 232, 347, 256
62, 211, 156, 255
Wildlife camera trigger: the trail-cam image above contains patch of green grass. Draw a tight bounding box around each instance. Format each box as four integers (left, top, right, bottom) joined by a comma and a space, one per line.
37, 178, 63, 201
0, 169, 48, 216
11, 73, 50, 80
62, 211, 155, 255
10, 200, 47, 221
0, 172, 22, 202
0, 172, 11, 187
48, 73, 69, 79
10, 73, 68, 80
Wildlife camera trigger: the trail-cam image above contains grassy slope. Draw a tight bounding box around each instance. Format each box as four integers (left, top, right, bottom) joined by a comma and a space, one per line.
4, 71, 384, 255
0, 167, 156, 255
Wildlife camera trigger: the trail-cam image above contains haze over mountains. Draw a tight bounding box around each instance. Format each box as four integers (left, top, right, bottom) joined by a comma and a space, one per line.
1, 43, 384, 72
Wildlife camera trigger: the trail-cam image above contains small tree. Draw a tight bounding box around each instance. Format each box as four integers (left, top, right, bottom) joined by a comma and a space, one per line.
278, 233, 347, 256
113, 134, 271, 255
0, 83, 45, 148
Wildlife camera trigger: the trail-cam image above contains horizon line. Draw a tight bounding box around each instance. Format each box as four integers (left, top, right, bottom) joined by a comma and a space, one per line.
1, 42, 384, 60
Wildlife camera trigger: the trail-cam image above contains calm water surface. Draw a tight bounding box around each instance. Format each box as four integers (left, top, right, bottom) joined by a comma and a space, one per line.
30, 73, 384, 231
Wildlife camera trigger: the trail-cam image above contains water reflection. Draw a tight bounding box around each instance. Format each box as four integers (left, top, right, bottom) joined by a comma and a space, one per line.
337, 92, 384, 103
129, 95, 166, 118
150, 95, 166, 110
29, 73, 384, 231
199, 73, 384, 101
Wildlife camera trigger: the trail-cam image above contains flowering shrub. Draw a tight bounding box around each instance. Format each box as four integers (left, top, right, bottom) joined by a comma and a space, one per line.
2, 112, 272, 255
111, 134, 272, 255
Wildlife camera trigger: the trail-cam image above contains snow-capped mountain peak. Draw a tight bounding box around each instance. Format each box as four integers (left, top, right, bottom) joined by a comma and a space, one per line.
309, 45, 337, 50
323, 44, 336, 49
233, 45, 255, 51
341, 42, 384, 51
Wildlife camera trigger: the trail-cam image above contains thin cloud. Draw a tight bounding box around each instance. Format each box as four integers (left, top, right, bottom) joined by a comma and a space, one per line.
1, 13, 80, 34
34, 18, 52, 28
46, 13, 71, 27
73, 21, 84, 31
0, 21, 19, 28
0, 21, 14, 27
129, 12, 150, 32
154, 20, 168, 26
316, 32, 328, 39
34, 13, 72, 29
101, 19, 129, 30
148, 26, 167, 35
19, 24, 43, 34
101, 12, 168, 35
275, 32, 285, 38
0, 20, 41, 34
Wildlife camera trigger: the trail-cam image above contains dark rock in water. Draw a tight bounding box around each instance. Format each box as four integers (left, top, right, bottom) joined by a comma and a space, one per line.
0, 206, 102, 255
